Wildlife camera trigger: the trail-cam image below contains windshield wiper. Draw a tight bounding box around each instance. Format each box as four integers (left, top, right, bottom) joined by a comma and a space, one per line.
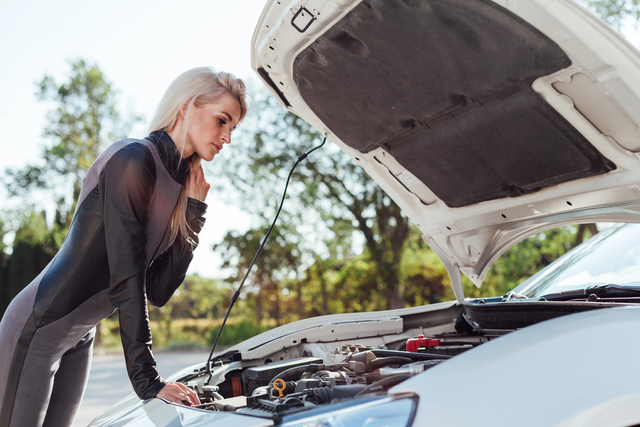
502, 291, 529, 302
537, 284, 640, 302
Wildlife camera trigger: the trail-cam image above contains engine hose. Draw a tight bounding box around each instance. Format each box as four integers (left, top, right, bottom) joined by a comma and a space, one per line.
371, 349, 451, 360
332, 385, 368, 400
269, 364, 323, 387
311, 387, 332, 404
367, 356, 413, 372
363, 373, 384, 384
355, 374, 412, 397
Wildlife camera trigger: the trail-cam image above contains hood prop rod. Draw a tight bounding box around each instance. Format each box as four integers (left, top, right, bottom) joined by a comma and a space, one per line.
205, 135, 327, 384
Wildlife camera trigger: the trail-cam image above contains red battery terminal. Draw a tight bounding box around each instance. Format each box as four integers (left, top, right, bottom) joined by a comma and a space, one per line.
406, 335, 440, 353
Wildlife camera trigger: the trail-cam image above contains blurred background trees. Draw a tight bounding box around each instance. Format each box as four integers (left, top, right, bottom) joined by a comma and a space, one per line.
5, 59, 140, 222
581, 0, 640, 29
0, 59, 140, 319
0, 1, 629, 347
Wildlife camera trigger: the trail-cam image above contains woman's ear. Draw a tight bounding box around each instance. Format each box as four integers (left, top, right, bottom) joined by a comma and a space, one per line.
180, 99, 192, 119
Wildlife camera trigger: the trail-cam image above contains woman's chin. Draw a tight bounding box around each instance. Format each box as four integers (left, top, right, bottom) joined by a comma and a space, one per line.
201, 152, 216, 162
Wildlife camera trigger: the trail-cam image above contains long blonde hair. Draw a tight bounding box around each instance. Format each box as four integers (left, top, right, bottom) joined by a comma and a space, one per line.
148, 67, 247, 246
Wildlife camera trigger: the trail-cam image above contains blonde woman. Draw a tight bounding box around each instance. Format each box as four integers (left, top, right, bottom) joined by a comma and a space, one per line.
0, 67, 247, 427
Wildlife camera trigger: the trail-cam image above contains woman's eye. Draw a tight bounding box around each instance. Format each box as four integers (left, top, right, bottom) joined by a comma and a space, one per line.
218, 118, 227, 126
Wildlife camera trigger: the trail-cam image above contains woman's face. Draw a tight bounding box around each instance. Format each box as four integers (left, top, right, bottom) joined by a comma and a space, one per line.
183, 93, 241, 161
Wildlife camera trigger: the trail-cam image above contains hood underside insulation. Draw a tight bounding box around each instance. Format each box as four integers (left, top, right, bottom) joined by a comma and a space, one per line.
293, 0, 615, 207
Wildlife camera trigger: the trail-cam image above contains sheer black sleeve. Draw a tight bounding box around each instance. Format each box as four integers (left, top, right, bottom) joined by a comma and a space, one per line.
146, 198, 207, 307
101, 143, 165, 400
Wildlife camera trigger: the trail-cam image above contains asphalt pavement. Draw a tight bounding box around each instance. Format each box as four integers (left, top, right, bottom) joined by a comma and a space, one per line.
73, 349, 211, 427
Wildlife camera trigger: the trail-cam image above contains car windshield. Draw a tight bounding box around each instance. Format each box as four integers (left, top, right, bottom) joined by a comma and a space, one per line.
509, 223, 640, 299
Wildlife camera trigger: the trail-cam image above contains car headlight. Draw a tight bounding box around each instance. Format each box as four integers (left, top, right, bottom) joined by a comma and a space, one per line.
280, 396, 417, 427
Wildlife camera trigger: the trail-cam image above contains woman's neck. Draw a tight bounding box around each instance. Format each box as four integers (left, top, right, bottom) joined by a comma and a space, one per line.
167, 120, 194, 159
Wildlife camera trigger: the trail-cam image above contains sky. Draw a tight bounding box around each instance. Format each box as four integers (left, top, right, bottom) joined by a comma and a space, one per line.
0, 0, 271, 278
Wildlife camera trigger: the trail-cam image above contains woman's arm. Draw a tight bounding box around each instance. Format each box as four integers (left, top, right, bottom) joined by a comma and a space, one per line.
146, 198, 207, 307
101, 143, 165, 400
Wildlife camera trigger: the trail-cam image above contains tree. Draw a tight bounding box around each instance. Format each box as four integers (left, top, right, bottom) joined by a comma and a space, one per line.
0, 220, 9, 317
4, 59, 140, 222
211, 92, 412, 311
580, 0, 640, 30
0, 60, 140, 331
0, 210, 64, 318
215, 224, 302, 325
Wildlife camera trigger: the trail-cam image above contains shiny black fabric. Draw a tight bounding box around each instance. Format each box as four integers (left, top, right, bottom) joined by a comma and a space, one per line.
1, 131, 206, 420
100, 133, 204, 399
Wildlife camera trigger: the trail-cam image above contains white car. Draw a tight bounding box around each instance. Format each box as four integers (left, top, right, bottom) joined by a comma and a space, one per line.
90, 0, 640, 426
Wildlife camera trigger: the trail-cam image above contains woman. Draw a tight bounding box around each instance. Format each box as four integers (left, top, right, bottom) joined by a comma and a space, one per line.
0, 66, 247, 427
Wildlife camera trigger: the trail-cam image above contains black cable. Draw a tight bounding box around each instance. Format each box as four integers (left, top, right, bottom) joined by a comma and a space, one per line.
205, 136, 327, 382
354, 374, 412, 397
268, 364, 323, 387
370, 349, 451, 360
367, 356, 413, 372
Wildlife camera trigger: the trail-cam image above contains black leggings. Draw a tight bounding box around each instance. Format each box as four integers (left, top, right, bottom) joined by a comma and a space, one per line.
0, 276, 110, 427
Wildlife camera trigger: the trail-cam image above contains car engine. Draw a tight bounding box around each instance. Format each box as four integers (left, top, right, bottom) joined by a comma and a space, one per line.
176, 331, 489, 420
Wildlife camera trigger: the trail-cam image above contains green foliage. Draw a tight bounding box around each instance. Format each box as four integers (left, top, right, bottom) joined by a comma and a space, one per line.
102, 281, 273, 349
0, 59, 140, 324
211, 91, 411, 311
580, 0, 640, 30
399, 226, 454, 306
0, 220, 9, 317
0, 210, 64, 317
207, 321, 271, 348
215, 224, 302, 325
99, 317, 272, 350
463, 225, 596, 298
148, 274, 232, 321
0, 60, 140, 320
5, 59, 141, 220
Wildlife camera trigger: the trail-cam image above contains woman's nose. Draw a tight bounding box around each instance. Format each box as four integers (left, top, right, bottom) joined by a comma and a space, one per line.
221, 130, 231, 144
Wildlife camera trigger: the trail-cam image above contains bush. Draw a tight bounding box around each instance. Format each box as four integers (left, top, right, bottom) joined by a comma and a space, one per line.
97, 317, 271, 351
208, 320, 271, 348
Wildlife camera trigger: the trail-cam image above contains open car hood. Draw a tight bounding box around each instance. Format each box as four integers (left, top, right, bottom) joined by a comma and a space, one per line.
250, 0, 640, 300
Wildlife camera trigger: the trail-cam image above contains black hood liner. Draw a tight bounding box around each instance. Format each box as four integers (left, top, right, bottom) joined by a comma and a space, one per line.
390, 89, 616, 207
293, 0, 615, 207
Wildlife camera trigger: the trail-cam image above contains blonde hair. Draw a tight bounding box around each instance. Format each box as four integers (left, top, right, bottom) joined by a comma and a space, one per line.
148, 66, 247, 246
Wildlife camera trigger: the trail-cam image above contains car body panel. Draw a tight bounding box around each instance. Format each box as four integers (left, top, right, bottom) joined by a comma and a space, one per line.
390, 305, 640, 426
221, 300, 456, 359
90, 398, 273, 427
250, 0, 640, 297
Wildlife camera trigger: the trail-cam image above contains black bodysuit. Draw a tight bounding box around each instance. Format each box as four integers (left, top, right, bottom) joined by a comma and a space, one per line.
0, 132, 206, 427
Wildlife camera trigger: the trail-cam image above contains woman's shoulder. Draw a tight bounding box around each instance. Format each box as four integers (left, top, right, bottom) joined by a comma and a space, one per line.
108, 139, 157, 175
107, 137, 153, 159
90, 138, 158, 184
78, 138, 157, 206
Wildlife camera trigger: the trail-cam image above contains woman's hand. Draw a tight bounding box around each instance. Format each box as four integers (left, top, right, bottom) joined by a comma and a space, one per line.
157, 381, 201, 406
187, 157, 210, 202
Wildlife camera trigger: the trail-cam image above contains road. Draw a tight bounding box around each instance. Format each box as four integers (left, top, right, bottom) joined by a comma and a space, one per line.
73, 349, 211, 427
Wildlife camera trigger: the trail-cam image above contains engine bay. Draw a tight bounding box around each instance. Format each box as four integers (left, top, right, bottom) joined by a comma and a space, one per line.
165, 299, 628, 422
175, 325, 490, 421
151, 293, 640, 426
